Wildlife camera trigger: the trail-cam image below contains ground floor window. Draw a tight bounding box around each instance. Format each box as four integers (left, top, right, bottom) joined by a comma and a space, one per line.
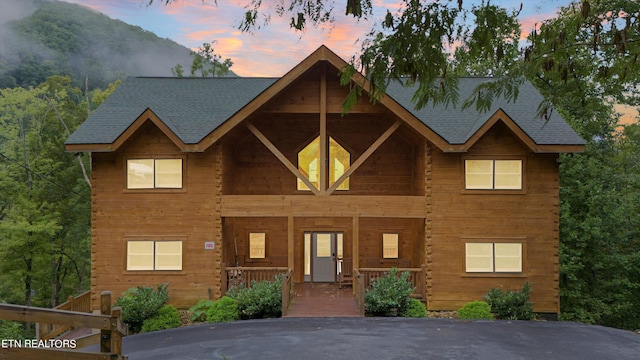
249, 233, 266, 259
382, 233, 399, 259
465, 242, 522, 273
127, 240, 182, 271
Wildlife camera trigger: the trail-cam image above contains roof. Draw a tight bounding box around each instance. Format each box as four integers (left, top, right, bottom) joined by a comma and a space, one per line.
66, 46, 585, 153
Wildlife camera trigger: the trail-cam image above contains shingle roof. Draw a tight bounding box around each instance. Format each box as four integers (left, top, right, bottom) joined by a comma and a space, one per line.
65, 76, 585, 149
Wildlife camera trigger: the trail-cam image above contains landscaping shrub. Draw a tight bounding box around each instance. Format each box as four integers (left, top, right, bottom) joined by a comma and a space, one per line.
483, 282, 534, 320
364, 268, 415, 317
457, 301, 494, 320
226, 275, 282, 320
402, 298, 426, 318
189, 299, 214, 322
206, 296, 240, 322
115, 283, 170, 333
141, 305, 181, 333
0, 320, 29, 340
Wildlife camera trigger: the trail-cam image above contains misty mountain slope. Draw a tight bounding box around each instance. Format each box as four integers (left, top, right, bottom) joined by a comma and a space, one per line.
0, 0, 210, 89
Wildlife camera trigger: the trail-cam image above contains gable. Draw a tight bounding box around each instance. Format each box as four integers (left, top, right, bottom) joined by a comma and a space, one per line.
65, 45, 585, 154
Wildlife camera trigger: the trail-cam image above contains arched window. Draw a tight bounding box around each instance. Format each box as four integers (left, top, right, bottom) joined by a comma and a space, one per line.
298, 136, 350, 191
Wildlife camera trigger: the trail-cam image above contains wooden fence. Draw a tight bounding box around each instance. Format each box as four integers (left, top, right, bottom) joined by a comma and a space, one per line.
355, 265, 427, 315
0, 291, 127, 360
37, 290, 92, 340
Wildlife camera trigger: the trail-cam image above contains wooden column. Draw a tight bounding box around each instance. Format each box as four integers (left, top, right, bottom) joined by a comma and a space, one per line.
352, 216, 359, 295
288, 216, 294, 271
319, 65, 328, 195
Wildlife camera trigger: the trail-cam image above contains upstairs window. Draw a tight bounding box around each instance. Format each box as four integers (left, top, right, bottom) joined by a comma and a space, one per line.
465, 159, 522, 190
298, 136, 350, 191
127, 159, 182, 189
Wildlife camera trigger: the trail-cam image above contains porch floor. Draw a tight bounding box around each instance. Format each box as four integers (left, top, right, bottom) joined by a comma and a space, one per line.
284, 283, 361, 318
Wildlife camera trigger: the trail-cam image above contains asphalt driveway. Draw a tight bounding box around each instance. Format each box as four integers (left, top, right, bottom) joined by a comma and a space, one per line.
117, 318, 640, 360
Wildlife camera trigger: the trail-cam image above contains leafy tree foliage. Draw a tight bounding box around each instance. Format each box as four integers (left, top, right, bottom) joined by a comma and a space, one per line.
0, 76, 112, 318
172, 41, 234, 77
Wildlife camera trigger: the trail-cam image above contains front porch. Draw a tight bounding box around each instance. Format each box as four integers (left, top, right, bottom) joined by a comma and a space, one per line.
222, 265, 426, 317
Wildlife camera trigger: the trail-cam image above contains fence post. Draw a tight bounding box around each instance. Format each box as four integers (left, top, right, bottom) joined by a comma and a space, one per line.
111, 307, 123, 357
100, 291, 112, 354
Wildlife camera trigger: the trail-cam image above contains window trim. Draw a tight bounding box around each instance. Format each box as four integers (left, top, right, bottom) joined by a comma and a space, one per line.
462, 237, 526, 277
125, 236, 185, 272
124, 155, 186, 193
462, 156, 526, 194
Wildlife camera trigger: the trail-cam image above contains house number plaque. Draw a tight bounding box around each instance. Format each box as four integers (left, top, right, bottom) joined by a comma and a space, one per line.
204, 242, 215, 250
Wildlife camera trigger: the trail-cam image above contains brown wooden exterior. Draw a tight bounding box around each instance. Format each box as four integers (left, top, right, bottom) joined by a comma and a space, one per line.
76, 46, 581, 314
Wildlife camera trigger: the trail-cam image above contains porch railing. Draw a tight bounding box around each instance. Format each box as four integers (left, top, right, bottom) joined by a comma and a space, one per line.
221, 265, 292, 316
37, 290, 92, 340
356, 265, 426, 315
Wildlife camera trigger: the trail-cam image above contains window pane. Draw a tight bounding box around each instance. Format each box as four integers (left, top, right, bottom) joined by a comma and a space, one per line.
316, 234, 332, 257
304, 233, 311, 276
329, 137, 350, 190
298, 137, 320, 190
336, 233, 344, 259
127, 159, 154, 189
465, 160, 493, 189
249, 233, 266, 259
465, 243, 493, 272
127, 241, 154, 270
494, 243, 522, 272
155, 241, 182, 270
155, 159, 182, 188
382, 233, 399, 259
494, 160, 522, 190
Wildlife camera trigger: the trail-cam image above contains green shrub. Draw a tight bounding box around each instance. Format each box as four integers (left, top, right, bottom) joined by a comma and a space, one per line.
458, 301, 494, 320
364, 268, 415, 317
141, 305, 181, 333
115, 283, 170, 333
402, 298, 426, 318
206, 296, 240, 322
189, 299, 214, 322
483, 281, 534, 320
226, 275, 282, 320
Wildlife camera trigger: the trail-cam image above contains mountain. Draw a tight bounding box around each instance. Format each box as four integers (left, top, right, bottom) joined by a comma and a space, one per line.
0, 0, 201, 89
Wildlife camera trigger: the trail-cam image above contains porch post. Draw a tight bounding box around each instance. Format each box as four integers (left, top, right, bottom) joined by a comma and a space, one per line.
352, 216, 359, 295
288, 216, 294, 272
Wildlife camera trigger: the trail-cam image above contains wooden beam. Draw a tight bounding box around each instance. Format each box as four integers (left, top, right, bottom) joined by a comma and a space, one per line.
352, 216, 359, 296
0, 304, 111, 330
221, 195, 426, 218
319, 65, 328, 195
246, 122, 320, 195
327, 120, 402, 195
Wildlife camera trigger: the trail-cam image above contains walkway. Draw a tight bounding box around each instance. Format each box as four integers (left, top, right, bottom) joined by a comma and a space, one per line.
284, 283, 360, 317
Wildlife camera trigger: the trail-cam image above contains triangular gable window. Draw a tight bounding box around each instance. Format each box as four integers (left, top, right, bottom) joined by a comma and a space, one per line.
298, 136, 350, 191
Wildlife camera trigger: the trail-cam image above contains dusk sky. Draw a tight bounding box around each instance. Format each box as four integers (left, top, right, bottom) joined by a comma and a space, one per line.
62, 0, 574, 77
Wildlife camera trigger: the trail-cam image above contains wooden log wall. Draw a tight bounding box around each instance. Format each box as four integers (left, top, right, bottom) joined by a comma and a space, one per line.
428, 122, 560, 313
91, 123, 222, 310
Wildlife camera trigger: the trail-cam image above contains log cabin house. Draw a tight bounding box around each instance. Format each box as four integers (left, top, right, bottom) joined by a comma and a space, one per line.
65, 46, 585, 316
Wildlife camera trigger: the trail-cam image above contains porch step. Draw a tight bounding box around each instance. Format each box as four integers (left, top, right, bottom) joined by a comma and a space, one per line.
284, 283, 361, 318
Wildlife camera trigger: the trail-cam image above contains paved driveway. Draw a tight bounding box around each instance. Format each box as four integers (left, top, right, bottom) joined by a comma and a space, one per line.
118, 318, 640, 360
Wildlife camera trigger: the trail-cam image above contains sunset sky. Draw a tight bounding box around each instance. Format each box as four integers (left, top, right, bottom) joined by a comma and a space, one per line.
63, 0, 574, 77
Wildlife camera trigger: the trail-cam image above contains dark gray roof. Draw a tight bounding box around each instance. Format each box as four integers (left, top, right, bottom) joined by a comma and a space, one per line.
66, 77, 277, 145
386, 78, 585, 145
66, 76, 585, 147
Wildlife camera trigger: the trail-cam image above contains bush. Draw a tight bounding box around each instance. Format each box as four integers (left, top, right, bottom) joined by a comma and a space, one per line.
402, 298, 426, 318
141, 305, 181, 333
0, 320, 29, 340
115, 283, 170, 333
206, 296, 239, 322
189, 299, 214, 322
364, 268, 415, 317
458, 301, 494, 320
483, 282, 534, 320
226, 275, 282, 319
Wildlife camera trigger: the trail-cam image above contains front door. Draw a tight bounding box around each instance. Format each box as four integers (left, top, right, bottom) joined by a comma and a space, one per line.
312, 232, 335, 282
